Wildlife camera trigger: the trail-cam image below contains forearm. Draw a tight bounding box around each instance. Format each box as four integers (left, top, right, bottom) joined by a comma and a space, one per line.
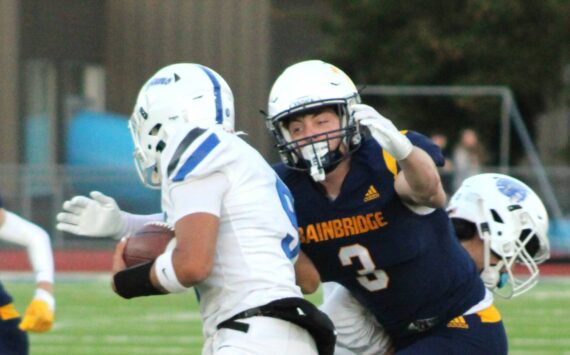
295, 251, 321, 294
36, 281, 54, 294
397, 147, 446, 208
0, 211, 54, 283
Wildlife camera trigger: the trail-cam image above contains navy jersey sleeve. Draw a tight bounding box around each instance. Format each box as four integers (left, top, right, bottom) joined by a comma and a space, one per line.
405, 131, 445, 167
272, 162, 289, 177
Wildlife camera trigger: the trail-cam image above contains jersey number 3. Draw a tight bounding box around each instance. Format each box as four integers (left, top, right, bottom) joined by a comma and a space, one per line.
339, 244, 389, 292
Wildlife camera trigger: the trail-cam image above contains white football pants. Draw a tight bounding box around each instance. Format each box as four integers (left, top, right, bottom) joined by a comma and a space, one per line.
320, 282, 392, 355
202, 316, 318, 355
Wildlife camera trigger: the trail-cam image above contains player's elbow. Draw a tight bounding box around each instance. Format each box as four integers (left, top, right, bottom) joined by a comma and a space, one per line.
413, 175, 446, 208
299, 278, 320, 294
423, 182, 447, 208
176, 260, 212, 286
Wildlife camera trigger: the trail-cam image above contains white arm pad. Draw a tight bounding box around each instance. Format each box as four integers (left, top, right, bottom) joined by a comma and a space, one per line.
154, 249, 190, 293
0, 211, 54, 284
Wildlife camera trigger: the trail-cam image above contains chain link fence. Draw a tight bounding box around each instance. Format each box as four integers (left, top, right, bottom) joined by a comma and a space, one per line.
1, 164, 569, 258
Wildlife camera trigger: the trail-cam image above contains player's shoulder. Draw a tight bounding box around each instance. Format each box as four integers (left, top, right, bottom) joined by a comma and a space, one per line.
273, 162, 289, 178
272, 162, 305, 185
404, 130, 433, 146
161, 124, 240, 183
404, 130, 444, 166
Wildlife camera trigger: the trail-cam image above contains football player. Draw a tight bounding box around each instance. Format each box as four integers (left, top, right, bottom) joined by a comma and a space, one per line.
0, 195, 55, 355
57, 63, 335, 355
265, 60, 507, 354
320, 173, 551, 354
448, 173, 550, 299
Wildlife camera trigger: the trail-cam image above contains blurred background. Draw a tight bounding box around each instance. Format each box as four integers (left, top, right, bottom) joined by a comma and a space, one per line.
1, 0, 569, 259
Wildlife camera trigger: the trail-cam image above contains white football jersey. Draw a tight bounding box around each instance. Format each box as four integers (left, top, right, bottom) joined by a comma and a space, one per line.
159, 124, 302, 338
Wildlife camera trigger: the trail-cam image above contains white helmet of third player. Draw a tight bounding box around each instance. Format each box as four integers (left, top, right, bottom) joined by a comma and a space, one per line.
129, 63, 234, 189
448, 173, 550, 298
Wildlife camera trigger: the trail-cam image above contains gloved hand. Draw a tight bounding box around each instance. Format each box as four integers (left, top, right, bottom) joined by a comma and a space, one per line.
56, 191, 124, 238
352, 104, 413, 161
19, 289, 54, 333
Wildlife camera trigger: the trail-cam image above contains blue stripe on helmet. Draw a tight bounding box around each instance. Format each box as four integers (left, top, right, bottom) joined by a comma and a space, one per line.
198, 66, 223, 124
172, 133, 220, 182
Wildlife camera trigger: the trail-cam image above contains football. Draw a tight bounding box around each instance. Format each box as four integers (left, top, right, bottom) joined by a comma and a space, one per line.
123, 222, 175, 268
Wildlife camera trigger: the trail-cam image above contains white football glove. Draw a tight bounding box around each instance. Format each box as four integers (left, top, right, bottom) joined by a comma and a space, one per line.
352, 104, 413, 161
56, 191, 124, 238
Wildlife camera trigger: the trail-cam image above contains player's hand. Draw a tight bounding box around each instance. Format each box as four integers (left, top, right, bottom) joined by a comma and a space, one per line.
112, 238, 128, 275
19, 290, 55, 333
353, 104, 413, 161
56, 191, 124, 238
111, 238, 128, 294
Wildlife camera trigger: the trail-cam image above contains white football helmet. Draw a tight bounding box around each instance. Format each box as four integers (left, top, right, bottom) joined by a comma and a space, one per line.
448, 173, 550, 298
129, 63, 234, 189
266, 60, 361, 181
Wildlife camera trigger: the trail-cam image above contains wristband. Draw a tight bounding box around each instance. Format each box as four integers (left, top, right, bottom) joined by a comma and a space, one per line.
34, 289, 55, 311
113, 261, 163, 299
155, 250, 189, 293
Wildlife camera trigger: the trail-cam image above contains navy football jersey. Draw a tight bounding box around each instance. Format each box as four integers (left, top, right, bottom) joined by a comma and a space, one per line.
0, 283, 12, 307
275, 131, 485, 340
0, 194, 11, 306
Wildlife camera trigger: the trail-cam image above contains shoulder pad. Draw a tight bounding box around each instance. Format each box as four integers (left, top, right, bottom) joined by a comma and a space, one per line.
162, 126, 233, 183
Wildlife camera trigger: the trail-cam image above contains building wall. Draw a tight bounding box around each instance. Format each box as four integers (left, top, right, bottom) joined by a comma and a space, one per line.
105, 0, 273, 154
0, 0, 20, 164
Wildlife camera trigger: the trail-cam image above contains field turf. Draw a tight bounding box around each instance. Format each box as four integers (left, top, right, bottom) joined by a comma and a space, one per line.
3, 275, 570, 354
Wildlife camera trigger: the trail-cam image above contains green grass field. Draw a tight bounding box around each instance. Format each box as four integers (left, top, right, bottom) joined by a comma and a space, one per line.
3, 274, 570, 354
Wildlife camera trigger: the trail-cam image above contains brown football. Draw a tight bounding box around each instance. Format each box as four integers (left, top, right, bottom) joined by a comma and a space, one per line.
123, 223, 175, 268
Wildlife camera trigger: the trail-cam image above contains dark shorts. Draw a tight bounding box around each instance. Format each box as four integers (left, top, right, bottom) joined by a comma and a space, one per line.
0, 304, 29, 355
395, 305, 508, 355
0, 318, 29, 355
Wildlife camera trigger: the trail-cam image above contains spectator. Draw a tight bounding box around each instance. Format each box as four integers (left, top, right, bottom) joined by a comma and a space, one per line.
452, 128, 485, 192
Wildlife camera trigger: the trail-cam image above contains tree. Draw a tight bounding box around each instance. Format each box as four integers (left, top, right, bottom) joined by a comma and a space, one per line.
321, 0, 570, 164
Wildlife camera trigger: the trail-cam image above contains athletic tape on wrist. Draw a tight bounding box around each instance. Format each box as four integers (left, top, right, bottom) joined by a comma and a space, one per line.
34, 288, 55, 311
395, 138, 413, 161
113, 261, 163, 299
154, 250, 189, 293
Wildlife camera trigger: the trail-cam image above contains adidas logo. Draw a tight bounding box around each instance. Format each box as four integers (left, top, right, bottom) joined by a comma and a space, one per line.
447, 316, 469, 329
364, 185, 380, 202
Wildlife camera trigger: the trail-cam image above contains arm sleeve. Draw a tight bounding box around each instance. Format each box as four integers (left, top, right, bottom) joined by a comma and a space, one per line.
0, 210, 54, 283
167, 172, 230, 225
119, 212, 165, 239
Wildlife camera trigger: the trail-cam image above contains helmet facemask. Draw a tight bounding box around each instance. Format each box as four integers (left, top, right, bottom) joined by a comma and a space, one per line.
270, 100, 361, 182
481, 206, 546, 299
128, 106, 171, 189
